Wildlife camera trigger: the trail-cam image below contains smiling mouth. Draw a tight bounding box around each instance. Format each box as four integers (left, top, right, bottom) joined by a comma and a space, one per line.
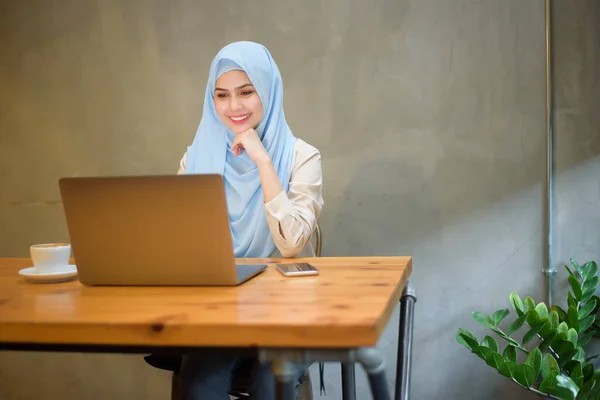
229, 114, 250, 123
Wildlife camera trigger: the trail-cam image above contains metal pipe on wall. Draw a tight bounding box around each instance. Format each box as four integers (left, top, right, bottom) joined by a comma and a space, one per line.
542, 0, 557, 306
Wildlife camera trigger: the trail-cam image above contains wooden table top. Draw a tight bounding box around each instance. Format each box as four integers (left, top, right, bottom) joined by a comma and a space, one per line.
0, 256, 412, 349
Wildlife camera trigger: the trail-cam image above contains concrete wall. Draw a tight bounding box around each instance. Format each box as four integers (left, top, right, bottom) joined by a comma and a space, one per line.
0, 0, 597, 399
554, 0, 600, 273
550, 0, 600, 377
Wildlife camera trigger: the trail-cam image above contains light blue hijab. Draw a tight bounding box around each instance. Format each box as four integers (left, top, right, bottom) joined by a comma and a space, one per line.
185, 41, 296, 258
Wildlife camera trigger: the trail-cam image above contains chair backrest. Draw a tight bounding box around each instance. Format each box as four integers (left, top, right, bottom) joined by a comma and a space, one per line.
313, 222, 326, 398
313, 222, 322, 257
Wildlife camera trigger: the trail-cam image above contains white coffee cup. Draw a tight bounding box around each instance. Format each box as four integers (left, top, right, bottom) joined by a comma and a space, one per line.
30, 243, 71, 274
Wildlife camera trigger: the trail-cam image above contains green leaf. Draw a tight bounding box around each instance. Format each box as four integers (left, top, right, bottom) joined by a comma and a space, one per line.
485, 351, 505, 370
583, 363, 594, 381
541, 353, 560, 380
505, 361, 519, 379
505, 336, 525, 350
497, 362, 512, 378
582, 261, 598, 281
553, 337, 576, 355
557, 322, 569, 337
492, 330, 525, 350
477, 346, 492, 363
539, 376, 577, 400
491, 327, 508, 339
540, 332, 557, 352
503, 344, 517, 363
583, 276, 599, 296
507, 313, 527, 335
555, 375, 580, 398
572, 348, 585, 364
578, 379, 597, 400
580, 315, 595, 333
553, 339, 576, 362
456, 329, 480, 351
549, 310, 561, 329
526, 309, 542, 328
523, 323, 545, 345
492, 309, 510, 327
522, 367, 537, 389
565, 264, 577, 279
582, 288, 596, 303
470, 347, 484, 360
558, 350, 579, 368
591, 296, 600, 314
525, 348, 542, 380
569, 291, 578, 310
570, 258, 581, 273
567, 328, 579, 346
476, 345, 492, 361
523, 297, 535, 313
571, 362, 584, 389
568, 306, 580, 331
472, 312, 495, 329
490, 327, 515, 344
579, 330, 596, 347
540, 318, 554, 336
535, 303, 549, 320
564, 360, 581, 375
581, 289, 596, 303
551, 305, 568, 322
514, 363, 535, 387
510, 292, 524, 316
481, 335, 498, 353
569, 274, 584, 301
578, 299, 597, 320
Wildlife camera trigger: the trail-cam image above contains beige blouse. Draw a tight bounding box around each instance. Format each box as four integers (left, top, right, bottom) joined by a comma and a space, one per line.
177, 138, 324, 258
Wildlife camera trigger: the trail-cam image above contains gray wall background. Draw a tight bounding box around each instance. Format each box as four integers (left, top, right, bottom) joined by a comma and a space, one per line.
0, 0, 598, 399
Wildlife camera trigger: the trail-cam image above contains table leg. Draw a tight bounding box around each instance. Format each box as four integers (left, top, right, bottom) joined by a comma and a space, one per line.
272, 358, 297, 400
356, 347, 391, 400
341, 362, 356, 400
395, 282, 417, 400
259, 341, 405, 400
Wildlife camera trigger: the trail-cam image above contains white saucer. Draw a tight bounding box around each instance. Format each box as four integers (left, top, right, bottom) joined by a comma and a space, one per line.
18, 265, 78, 283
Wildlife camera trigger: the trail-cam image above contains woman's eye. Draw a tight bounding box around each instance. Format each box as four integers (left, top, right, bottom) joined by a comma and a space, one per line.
241, 90, 254, 96
216, 93, 228, 98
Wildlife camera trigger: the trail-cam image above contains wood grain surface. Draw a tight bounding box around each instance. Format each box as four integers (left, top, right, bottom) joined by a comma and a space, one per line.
0, 256, 412, 348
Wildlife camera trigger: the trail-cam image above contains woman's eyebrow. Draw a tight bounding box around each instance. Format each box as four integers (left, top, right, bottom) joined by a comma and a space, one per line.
215, 83, 254, 91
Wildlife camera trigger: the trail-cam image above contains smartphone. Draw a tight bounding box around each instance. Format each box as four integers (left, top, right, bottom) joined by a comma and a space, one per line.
276, 262, 319, 277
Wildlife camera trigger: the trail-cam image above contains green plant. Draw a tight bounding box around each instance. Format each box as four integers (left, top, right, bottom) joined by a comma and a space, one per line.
456, 259, 600, 400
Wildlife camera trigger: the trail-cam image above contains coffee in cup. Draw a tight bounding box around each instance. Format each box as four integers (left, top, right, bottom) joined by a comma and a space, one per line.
30, 243, 71, 274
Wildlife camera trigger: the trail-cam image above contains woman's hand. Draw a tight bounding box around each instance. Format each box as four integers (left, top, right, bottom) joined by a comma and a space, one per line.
230, 129, 271, 166
231, 128, 283, 203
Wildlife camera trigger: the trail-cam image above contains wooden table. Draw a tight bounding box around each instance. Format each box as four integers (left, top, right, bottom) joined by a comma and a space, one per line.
0, 256, 414, 400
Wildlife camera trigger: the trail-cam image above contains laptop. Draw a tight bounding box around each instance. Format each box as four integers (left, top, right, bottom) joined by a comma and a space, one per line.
58, 174, 267, 286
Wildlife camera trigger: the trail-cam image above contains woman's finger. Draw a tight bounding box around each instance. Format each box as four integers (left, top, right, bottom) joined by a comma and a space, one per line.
231, 142, 243, 156
230, 136, 241, 152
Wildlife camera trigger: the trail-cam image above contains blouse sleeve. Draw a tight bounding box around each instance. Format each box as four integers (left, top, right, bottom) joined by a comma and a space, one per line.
263, 141, 324, 257
177, 153, 187, 175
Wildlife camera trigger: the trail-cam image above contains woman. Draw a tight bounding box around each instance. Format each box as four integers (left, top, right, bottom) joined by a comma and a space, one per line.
177, 41, 324, 399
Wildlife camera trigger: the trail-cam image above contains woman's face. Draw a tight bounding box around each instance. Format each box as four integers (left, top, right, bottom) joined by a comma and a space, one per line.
214, 70, 264, 134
